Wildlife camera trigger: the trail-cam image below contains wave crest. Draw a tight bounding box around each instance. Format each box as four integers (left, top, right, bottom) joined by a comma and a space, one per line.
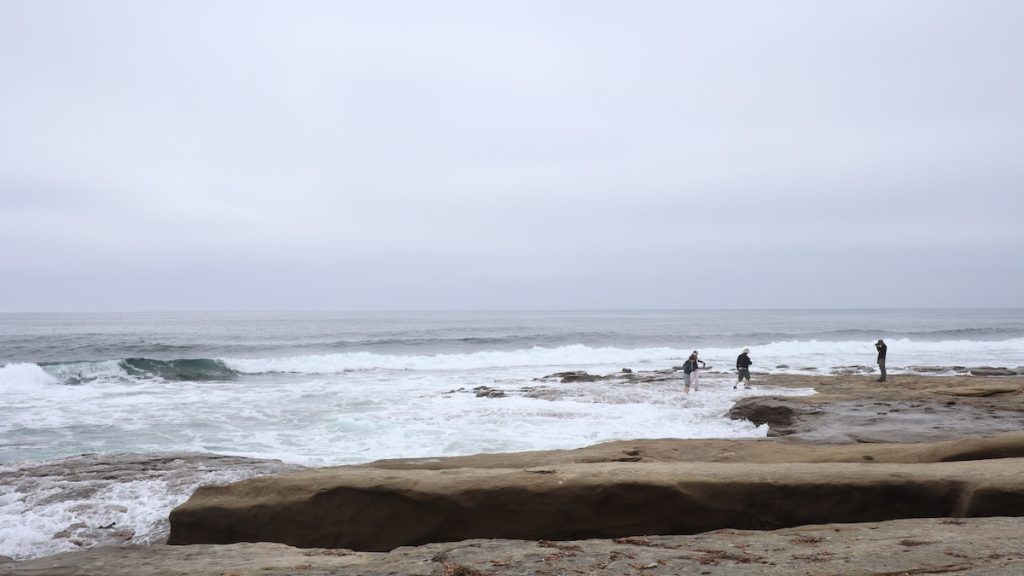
121, 358, 237, 381
22, 359, 238, 386
221, 344, 686, 374
0, 363, 59, 391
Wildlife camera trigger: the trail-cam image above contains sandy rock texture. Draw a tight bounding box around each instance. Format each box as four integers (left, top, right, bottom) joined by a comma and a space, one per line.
5, 517, 1024, 575
166, 434, 1024, 551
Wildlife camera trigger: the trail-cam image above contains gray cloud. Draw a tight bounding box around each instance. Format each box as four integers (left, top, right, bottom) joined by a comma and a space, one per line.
1, 0, 1022, 311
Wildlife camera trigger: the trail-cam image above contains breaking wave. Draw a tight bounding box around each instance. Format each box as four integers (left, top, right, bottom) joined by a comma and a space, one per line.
119, 358, 237, 381
0, 359, 238, 388
221, 344, 685, 373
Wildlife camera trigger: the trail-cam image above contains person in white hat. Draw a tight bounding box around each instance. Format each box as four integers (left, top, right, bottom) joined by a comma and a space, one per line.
682, 351, 706, 394
735, 348, 752, 389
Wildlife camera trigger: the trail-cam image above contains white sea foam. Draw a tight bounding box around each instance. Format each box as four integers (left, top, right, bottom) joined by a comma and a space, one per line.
742, 337, 1024, 373
0, 373, 811, 560
0, 363, 59, 392
0, 454, 298, 561
220, 338, 1024, 376
221, 344, 687, 374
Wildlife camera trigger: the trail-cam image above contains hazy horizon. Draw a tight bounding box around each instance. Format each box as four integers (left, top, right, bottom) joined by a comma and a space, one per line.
2, 306, 1022, 315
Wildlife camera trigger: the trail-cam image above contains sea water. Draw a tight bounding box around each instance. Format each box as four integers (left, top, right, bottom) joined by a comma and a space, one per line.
2, 309, 1023, 559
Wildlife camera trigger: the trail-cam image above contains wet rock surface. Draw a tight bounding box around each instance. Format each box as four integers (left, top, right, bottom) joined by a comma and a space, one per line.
445, 368, 683, 402
0, 453, 303, 557
1, 453, 303, 487
533, 369, 678, 384
971, 367, 1020, 376
728, 374, 1024, 442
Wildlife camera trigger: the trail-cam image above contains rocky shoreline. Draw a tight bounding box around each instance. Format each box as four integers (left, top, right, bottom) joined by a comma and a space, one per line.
731, 373, 1024, 442
4, 373, 1024, 575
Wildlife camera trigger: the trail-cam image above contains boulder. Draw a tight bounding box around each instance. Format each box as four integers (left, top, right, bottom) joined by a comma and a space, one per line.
971, 367, 1018, 376
906, 365, 950, 374
830, 365, 876, 375
540, 371, 608, 383
472, 386, 505, 398
930, 383, 1021, 397
727, 397, 807, 436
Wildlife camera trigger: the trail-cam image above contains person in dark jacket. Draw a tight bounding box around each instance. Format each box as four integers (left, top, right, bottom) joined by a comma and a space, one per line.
682, 351, 706, 395
875, 339, 887, 382
735, 348, 752, 389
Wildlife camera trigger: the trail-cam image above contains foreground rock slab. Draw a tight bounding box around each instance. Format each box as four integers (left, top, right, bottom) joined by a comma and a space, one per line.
7, 517, 1024, 575
167, 453, 1024, 551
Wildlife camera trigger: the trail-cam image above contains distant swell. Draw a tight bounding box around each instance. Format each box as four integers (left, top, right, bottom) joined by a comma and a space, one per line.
915, 327, 1021, 339
327, 333, 602, 350
805, 327, 1020, 341
328, 336, 521, 350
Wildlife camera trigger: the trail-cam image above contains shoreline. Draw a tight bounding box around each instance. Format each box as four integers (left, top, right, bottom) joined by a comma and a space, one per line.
5, 373, 1024, 575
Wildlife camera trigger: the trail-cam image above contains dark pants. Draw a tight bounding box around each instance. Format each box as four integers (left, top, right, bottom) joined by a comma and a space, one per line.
878, 360, 886, 381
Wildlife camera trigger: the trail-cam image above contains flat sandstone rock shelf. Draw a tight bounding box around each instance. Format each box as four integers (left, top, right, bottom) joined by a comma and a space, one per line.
726, 373, 1024, 442
166, 453, 1024, 551
6, 517, 1024, 576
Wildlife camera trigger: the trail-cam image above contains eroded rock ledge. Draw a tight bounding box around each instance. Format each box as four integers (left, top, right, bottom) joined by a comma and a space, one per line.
167, 432, 1024, 552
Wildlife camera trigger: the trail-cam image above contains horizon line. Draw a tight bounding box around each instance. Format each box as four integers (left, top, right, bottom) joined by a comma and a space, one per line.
1, 306, 1022, 315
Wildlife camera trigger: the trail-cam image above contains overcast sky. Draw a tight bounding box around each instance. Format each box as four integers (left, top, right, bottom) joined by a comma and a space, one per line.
1, 1, 1022, 311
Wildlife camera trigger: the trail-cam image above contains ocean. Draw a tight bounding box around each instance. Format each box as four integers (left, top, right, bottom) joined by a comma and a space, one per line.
2, 309, 1023, 560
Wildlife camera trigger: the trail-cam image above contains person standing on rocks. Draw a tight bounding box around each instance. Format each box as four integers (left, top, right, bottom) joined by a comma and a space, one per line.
875, 339, 888, 382
735, 348, 752, 389
682, 351, 706, 395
